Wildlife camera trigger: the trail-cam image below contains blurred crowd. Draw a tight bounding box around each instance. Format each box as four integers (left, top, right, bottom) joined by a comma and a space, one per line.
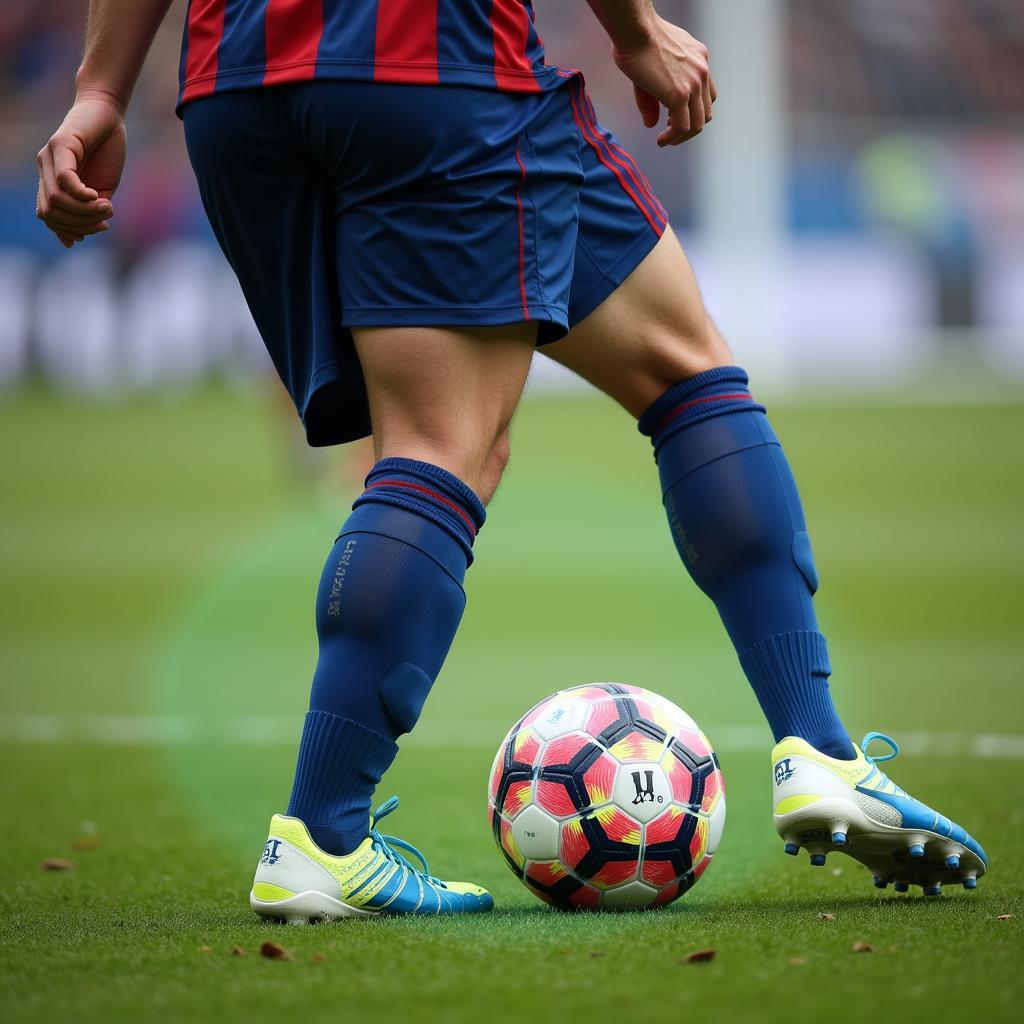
0, 1, 1022, 390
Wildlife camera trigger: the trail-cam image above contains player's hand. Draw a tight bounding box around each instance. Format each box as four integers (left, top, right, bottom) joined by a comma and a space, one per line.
36, 93, 127, 248
612, 16, 716, 147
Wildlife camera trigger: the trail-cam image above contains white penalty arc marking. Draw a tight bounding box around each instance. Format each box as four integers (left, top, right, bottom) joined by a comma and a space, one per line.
2, 715, 1024, 759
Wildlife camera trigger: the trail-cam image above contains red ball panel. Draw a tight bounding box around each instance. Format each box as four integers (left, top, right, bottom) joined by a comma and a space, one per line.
535, 779, 576, 818
590, 859, 639, 888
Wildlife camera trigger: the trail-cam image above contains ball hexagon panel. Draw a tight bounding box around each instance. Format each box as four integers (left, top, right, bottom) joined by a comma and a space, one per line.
591, 805, 643, 845
580, 751, 617, 808
510, 803, 560, 862
640, 857, 679, 888
559, 818, 591, 871
611, 760, 671, 823
608, 732, 667, 764
659, 748, 693, 805
531, 697, 590, 741
601, 880, 657, 910
644, 804, 687, 846
510, 727, 542, 767
539, 732, 593, 770
589, 858, 640, 889
501, 778, 534, 820
535, 779, 577, 818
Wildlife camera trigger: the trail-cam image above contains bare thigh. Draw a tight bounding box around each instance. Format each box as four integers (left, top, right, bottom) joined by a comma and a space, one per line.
544, 229, 732, 417
351, 324, 537, 503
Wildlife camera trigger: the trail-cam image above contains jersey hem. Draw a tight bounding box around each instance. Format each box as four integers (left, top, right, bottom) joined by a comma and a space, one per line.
178, 59, 572, 112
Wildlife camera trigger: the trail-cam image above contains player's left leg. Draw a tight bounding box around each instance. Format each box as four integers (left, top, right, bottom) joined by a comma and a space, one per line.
545, 227, 988, 894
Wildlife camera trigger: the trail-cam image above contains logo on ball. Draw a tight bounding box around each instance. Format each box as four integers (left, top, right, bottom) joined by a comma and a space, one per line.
631, 769, 660, 805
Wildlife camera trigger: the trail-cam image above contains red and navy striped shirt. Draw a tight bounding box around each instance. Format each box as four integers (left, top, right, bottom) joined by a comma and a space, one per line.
178, 0, 564, 110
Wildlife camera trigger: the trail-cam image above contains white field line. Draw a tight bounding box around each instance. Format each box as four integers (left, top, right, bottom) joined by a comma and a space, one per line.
1, 715, 1024, 759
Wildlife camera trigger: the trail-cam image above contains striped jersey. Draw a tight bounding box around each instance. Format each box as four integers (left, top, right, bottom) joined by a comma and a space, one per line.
178, 0, 565, 110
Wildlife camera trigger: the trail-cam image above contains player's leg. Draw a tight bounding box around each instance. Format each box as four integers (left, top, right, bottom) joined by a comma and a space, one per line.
547, 184, 854, 764
285, 323, 534, 857
185, 78, 583, 918
544, 95, 986, 892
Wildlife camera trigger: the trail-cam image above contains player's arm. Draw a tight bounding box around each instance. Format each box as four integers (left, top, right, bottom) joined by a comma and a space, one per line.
36, 0, 173, 248
583, 0, 716, 147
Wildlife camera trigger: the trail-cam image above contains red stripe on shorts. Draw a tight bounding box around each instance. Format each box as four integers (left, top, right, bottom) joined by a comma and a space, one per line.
264, 0, 325, 85
579, 88, 666, 231
375, 0, 439, 84
568, 80, 665, 235
181, 0, 228, 103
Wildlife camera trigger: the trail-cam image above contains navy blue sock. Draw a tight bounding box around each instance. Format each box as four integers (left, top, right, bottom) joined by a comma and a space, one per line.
639, 367, 855, 760
286, 457, 485, 853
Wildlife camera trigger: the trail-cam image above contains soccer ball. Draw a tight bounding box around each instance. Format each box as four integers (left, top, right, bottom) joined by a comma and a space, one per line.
488, 683, 725, 910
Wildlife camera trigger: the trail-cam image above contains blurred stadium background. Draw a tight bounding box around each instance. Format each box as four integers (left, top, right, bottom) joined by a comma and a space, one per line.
2, 0, 1023, 394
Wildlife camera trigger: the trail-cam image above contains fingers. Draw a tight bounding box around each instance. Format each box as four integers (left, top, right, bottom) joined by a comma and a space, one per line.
658, 95, 691, 147
658, 62, 715, 146
36, 137, 112, 245
633, 84, 661, 129
53, 144, 99, 203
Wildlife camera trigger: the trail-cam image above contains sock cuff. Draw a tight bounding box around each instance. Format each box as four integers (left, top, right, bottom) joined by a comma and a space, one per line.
638, 366, 766, 449
739, 630, 832, 681
353, 458, 486, 563
286, 710, 398, 825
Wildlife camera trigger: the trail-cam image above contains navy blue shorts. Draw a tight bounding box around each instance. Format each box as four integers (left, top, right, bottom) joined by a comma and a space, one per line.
183, 77, 666, 445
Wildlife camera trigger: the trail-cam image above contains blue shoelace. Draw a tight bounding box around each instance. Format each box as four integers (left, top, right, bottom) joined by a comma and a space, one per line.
861, 731, 899, 765
369, 796, 445, 888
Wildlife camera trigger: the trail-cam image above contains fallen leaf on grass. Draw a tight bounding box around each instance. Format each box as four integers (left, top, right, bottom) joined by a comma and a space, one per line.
789, 957, 807, 966
197, 946, 212, 954
231, 947, 246, 957
818, 913, 835, 921
260, 941, 291, 961
310, 953, 326, 964
852, 942, 874, 953
997, 914, 1013, 921
682, 949, 716, 963
40, 858, 73, 872
71, 836, 101, 851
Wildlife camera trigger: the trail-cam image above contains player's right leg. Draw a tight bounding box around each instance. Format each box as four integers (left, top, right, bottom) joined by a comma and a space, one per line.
542, 92, 987, 892
254, 322, 534, 922
183, 78, 582, 918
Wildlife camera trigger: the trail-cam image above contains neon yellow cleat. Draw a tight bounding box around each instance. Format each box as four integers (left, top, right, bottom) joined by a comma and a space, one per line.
250, 796, 493, 922
772, 733, 988, 895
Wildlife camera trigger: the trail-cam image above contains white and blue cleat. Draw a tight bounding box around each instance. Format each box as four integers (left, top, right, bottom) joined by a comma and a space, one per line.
772, 733, 988, 896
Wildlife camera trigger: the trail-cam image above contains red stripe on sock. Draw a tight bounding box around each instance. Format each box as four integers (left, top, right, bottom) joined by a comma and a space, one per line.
513, 140, 530, 320
656, 394, 754, 434
181, 0, 228, 103
364, 480, 477, 537
568, 80, 664, 235
264, 0, 325, 85
374, 0, 439, 84
491, 0, 541, 92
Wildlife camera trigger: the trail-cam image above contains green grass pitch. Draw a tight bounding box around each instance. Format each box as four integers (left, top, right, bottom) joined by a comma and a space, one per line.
1, 386, 1022, 1023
